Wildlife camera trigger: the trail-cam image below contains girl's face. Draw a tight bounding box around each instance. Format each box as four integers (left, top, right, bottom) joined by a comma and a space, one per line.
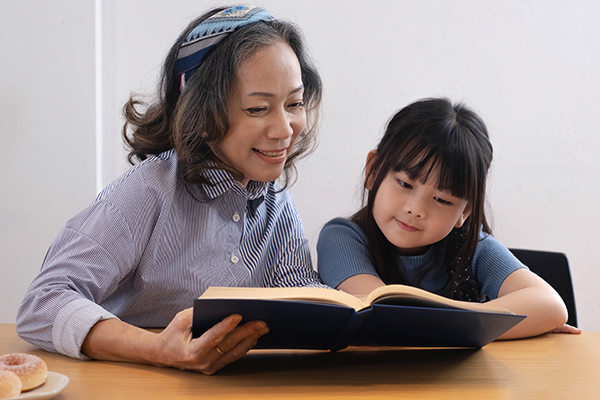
216, 40, 306, 186
370, 154, 471, 256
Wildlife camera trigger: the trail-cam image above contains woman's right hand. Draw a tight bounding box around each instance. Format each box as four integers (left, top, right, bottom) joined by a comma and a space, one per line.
149, 308, 269, 374
82, 308, 269, 375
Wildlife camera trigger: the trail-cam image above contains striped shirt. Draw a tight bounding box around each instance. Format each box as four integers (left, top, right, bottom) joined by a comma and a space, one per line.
317, 218, 527, 299
16, 150, 324, 359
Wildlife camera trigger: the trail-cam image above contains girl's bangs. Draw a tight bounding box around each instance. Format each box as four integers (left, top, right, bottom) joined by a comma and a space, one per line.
393, 138, 473, 200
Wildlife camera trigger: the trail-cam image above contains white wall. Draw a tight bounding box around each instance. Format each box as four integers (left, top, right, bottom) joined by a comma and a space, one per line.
2, 0, 598, 331
0, 0, 96, 324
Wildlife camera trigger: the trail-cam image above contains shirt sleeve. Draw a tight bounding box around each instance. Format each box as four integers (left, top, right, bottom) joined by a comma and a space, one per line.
472, 233, 529, 299
317, 218, 379, 288
16, 200, 136, 359
271, 192, 328, 289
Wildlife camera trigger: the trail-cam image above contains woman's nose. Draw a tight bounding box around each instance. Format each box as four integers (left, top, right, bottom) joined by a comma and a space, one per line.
266, 111, 294, 140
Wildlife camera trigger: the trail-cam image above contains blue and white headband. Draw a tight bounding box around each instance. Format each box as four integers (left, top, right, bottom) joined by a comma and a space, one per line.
175, 5, 275, 92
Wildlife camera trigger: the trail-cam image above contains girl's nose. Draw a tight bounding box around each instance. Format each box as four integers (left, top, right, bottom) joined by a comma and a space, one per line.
405, 200, 425, 218
407, 210, 422, 218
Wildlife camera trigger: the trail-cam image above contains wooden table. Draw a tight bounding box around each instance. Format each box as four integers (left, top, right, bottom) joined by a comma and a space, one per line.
1, 324, 599, 399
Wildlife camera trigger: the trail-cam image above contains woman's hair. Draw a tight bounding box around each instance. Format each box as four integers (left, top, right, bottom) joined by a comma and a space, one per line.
352, 98, 493, 296
122, 7, 323, 188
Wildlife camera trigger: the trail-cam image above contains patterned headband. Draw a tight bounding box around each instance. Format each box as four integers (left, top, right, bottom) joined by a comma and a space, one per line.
175, 5, 275, 92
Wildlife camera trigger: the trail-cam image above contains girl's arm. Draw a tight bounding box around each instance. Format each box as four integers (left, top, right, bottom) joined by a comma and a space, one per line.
82, 309, 269, 375
338, 272, 581, 338
486, 268, 581, 339
337, 274, 386, 299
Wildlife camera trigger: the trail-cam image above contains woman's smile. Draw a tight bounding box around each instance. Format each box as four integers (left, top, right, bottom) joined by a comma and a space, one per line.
253, 148, 288, 164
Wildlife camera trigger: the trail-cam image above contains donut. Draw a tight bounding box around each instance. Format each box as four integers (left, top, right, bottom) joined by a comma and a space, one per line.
0, 370, 22, 399
0, 353, 47, 391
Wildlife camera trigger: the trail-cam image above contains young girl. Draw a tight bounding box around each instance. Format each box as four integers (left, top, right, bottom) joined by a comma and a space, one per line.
317, 98, 580, 339
17, 5, 326, 375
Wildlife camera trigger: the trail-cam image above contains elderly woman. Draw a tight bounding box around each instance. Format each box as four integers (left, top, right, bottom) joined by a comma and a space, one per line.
17, 5, 325, 375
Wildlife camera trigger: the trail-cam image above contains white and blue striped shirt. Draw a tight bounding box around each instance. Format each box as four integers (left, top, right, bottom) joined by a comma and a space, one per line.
16, 150, 324, 359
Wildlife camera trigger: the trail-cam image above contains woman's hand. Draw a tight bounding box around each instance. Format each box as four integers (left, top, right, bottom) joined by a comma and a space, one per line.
150, 308, 269, 374
82, 308, 269, 375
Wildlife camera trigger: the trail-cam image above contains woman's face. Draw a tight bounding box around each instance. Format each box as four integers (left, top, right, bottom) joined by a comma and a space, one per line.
216, 40, 306, 186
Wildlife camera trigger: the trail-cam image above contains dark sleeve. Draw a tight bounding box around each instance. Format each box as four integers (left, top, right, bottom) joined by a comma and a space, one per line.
317, 218, 380, 288
472, 233, 529, 299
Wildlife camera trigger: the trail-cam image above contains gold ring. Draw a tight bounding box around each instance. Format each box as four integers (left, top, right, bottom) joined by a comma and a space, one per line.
215, 346, 225, 355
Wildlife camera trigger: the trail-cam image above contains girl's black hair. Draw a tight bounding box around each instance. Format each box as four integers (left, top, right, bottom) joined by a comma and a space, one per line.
352, 98, 493, 297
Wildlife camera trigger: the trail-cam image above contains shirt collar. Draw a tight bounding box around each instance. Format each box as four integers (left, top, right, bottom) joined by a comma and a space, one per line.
201, 168, 267, 215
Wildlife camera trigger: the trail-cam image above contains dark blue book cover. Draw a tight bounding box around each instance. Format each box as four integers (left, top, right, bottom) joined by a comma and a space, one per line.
350, 304, 525, 348
193, 299, 356, 350
192, 295, 525, 350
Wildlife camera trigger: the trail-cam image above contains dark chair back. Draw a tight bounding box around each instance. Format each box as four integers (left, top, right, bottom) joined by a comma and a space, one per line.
509, 248, 577, 327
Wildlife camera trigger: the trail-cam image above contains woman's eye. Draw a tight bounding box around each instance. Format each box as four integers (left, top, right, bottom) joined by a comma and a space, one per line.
288, 101, 305, 109
246, 107, 267, 115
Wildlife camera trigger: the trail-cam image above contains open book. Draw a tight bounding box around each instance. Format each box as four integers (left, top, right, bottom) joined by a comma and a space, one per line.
192, 285, 526, 351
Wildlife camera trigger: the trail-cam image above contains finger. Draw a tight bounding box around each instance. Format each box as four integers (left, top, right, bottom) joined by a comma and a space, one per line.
188, 319, 268, 374
196, 320, 268, 369
558, 325, 582, 334
190, 314, 244, 352
550, 323, 582, 334
203, 326, 270, 375
166, 315, 243, 372
214, 320, 269, 354
167, 308, 195, 332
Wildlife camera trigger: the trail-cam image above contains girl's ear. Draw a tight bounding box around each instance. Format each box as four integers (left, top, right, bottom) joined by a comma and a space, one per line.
365, 150, 377, 190
455, 205, 472, 228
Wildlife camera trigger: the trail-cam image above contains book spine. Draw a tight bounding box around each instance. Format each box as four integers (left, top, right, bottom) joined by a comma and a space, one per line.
328, 306, 373, 352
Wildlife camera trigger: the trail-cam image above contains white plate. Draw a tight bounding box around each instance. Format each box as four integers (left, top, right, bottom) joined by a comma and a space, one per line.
7, 371, 70, 400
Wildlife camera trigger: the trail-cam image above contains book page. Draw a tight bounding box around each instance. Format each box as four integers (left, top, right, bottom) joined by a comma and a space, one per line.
200, 287, 366, 311
199, 285, 513, 314
365, 284, 513, 314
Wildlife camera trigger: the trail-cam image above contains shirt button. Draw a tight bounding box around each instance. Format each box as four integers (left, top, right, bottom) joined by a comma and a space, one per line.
232, 213, 240, 222
231, 255, 239, 264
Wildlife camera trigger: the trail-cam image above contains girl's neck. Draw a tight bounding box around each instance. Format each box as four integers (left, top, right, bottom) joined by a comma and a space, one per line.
394, 245, 430, 257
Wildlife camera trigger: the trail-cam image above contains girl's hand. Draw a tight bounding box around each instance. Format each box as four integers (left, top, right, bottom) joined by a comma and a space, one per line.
150, 309, 270, 375
549, 323, 582, 335
490, 269, 571, 339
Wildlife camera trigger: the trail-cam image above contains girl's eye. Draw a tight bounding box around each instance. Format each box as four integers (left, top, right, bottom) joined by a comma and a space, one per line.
396, 178, 413, 189
288, 101, 305, 109
434, 196, 452, 205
